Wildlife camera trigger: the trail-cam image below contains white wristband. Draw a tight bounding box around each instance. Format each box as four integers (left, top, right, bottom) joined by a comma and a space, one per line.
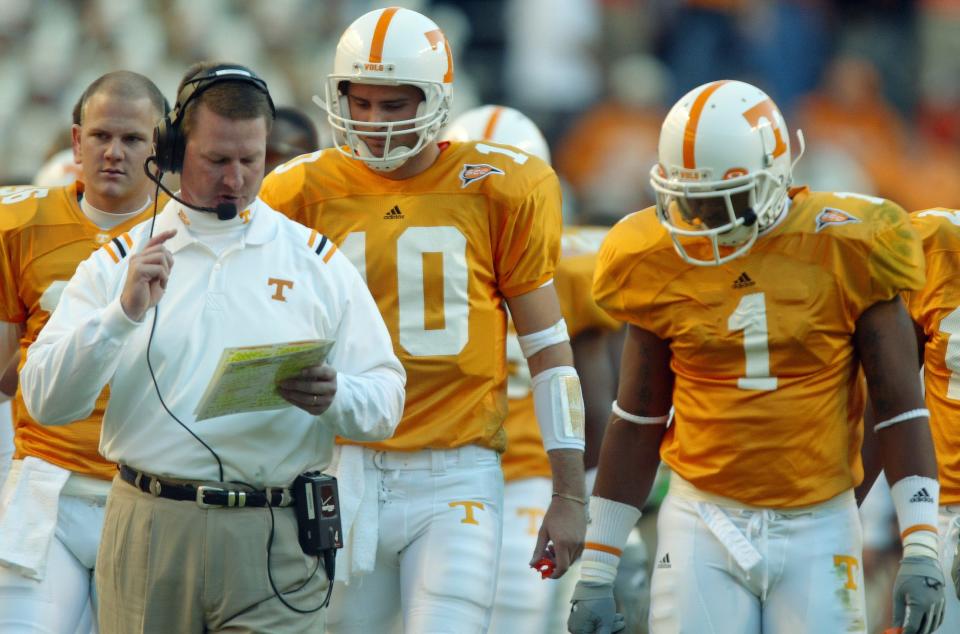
612, 400, 669, 425
532, 366, 585, 451
890, 475, 939, 553
581, 495, 642, 582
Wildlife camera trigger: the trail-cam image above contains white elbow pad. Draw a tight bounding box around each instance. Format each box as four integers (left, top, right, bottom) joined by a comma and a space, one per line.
517, 319, 569, 359
532, 365, 585, 451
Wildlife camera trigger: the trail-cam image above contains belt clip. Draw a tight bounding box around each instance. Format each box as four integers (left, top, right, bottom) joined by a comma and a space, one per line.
148, 477, 162, 497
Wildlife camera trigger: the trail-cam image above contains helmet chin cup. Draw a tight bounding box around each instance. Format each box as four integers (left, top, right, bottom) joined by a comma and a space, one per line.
354, 138, 413, 172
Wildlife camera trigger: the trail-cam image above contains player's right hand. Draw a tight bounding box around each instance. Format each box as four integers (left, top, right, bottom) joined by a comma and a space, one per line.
892, 555, 945, 634
121, 229, 176, 322
568, 581, 624, 634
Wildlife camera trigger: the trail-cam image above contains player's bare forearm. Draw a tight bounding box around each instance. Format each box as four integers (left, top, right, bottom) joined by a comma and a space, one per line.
855, 297, 936, 484
593, 324, 672, 505
548, 447, 586, 497
0, 350, 19, 398
573, 329, 618, 470
593, 419, 666, 507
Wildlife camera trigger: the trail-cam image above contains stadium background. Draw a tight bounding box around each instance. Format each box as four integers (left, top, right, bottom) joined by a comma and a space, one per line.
0, 1, 957, 632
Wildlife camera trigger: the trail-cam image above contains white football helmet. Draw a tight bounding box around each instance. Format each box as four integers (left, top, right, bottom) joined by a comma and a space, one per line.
33, 148, 80, 187
442, 105, 551, 165
317, 7, 454, 172
650, 80, 802, 266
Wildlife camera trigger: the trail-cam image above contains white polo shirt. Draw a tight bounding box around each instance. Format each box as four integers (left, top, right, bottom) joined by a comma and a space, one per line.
20, 198, 405, 487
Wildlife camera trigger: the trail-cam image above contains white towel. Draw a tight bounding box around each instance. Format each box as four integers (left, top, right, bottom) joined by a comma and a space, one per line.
328, 445, 380, 584
0, 457, 70, 580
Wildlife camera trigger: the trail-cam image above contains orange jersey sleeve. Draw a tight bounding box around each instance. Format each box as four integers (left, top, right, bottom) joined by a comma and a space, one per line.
501, 226, 621, 481
905, 208, 960, 503
262, 141, 562, 452
594, 189, 924, 507
0, 183, 157, 479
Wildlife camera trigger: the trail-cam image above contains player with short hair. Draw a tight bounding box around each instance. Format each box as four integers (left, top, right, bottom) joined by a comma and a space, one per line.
261, 8, 587, 633
567, 79, 945, 634
0, 70, 168, 633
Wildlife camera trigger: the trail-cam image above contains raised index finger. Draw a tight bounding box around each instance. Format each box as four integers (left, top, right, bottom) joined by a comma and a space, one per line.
143, 229, 178, 250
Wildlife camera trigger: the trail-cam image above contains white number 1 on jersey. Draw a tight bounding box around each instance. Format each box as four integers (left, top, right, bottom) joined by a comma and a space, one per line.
728, 292, 778, 391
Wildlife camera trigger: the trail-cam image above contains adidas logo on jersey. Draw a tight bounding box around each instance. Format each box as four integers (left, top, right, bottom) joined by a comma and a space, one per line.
657, 553, 671, 569
910, 488, 934, 503
732, 272, 755, 289
383, 205, 404, 220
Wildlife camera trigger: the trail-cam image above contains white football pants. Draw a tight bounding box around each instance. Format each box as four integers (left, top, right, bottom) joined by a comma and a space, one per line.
649, 477, 866, 633
326, 446, 504, 634
938, 506, 960, 634
0, 492, 104, 633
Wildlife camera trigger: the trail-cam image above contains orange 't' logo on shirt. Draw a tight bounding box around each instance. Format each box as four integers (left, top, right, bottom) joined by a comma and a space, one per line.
268, 278, 293, 302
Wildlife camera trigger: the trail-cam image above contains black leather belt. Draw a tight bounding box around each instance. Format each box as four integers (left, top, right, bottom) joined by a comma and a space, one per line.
119, 465, 294, 509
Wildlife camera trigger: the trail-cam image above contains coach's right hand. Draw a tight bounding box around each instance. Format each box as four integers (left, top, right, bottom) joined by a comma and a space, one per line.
121, 229, 176, 322
568, 581, 624, 634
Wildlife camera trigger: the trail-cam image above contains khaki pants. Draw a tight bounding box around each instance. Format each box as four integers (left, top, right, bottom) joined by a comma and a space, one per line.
96, 475, 326, 633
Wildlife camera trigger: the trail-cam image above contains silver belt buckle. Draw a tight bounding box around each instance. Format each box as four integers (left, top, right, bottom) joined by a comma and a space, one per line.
196, 485, 223, 509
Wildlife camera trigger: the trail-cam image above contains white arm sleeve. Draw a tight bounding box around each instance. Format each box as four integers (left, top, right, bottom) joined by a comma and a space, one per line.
532, 365, 585, 451
20, 256, 139, 426
317, 251, 405, 441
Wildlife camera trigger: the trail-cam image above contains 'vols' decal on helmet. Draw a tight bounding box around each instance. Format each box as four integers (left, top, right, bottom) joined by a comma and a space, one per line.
459, 163, 504, 188
815, 207, 861, 233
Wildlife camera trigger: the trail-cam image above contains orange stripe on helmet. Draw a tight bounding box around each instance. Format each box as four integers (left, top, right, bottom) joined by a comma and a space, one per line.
369, 7, 401, 64
424, 30, 454, 83
682, 80, 729, 169
482, 106, 504, 141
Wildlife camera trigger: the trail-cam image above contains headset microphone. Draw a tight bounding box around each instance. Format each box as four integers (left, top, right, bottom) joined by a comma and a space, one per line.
741, 207, 758, 227
143, 157, 239, 220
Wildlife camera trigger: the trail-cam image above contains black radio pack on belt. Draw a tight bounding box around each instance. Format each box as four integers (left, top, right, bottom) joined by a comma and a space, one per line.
293, 471, 343, 555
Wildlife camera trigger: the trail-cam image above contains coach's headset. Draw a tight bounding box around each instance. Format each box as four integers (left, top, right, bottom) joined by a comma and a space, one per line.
146, 64, 276, 221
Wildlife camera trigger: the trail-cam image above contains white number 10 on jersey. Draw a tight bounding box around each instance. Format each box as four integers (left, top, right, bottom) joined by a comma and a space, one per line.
341, 227, 470, 357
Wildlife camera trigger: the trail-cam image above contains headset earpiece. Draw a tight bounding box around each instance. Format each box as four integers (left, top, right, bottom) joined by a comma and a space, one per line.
153, 64, 276, 175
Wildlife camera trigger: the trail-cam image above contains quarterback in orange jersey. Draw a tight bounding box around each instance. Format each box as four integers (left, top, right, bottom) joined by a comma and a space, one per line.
0, 72, 167, 633
444, 106, 630, 633
568, 80, 945, 634
903, 208, 960, 632
260, 8, 587, 633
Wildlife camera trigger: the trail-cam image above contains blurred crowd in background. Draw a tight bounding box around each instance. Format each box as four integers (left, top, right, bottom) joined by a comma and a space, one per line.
2, 0, 959, 217
1, 2, 953, 632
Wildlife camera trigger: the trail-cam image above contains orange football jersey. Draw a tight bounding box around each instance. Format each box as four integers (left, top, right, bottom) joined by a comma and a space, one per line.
0, 183, 159, 479
261, 141, 562, 452
904, 208, 960, 504
594, 188, 925, 507
501, 227, 620, 482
